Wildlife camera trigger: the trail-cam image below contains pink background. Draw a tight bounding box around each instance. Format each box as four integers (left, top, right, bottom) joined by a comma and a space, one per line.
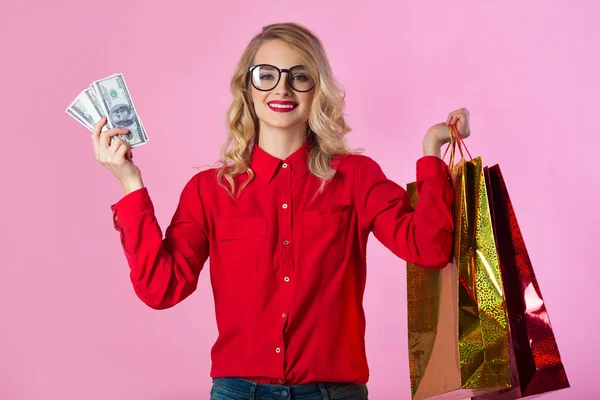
1, 1, 598, 399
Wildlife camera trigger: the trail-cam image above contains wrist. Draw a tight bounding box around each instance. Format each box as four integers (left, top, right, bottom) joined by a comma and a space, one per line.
422, 134, 442, 158
425, 128, 452, 144
121, 177, 144, 195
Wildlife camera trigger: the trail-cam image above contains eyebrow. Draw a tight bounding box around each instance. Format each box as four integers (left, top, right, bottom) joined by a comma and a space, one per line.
256, 64, 307, 70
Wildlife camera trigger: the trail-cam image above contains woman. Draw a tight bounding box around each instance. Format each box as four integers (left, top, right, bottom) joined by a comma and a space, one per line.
91, 22, 471, 400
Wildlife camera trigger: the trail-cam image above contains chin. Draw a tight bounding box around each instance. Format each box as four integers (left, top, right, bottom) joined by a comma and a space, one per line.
261, 117, 302, 129
266, 122, 299, 131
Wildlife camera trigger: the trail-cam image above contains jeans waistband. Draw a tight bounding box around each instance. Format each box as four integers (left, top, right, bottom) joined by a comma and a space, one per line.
212, 377, 366, 400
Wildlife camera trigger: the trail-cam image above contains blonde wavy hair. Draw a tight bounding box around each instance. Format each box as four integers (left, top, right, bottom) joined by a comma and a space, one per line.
216, 22, 362, 198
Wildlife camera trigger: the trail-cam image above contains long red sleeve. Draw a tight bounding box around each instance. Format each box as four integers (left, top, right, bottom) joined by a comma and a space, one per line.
110, 174, 209, 310
355, 155, 454, 268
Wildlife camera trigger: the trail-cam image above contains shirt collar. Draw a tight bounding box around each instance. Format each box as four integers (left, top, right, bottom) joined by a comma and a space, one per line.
251, 139, 312, 183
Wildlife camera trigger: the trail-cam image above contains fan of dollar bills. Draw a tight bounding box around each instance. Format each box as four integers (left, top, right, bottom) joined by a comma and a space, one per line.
66, 73, 149, 148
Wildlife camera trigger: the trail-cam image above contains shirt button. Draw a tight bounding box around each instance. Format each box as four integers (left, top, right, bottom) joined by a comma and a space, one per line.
282, 163, 288, 168
114, 215, 118, 221
278, 379, 284, 384
284, 277, 290, 282
276, 347, 281, 353
282, 203, 288, 209
283, 240, 289, 246
282, 313, 287, 318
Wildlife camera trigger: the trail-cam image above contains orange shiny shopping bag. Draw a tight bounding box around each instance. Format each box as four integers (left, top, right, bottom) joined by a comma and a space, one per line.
406, 126, 511, 399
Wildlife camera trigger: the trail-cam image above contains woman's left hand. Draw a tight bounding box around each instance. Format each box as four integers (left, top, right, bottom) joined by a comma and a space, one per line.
425, 107, 471, 144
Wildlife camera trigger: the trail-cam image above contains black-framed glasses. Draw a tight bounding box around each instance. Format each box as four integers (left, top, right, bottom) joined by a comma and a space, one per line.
248, 64, 316, 92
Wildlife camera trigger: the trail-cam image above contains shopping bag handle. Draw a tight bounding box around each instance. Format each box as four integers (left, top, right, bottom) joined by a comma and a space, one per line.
442, 124, 473, 169
451, 124, 472, 160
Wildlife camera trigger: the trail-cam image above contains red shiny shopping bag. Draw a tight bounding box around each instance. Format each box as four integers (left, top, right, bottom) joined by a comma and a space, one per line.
471, 165, 570, 399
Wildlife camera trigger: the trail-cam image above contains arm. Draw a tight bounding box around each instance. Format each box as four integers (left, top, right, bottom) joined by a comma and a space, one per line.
110, 173, 210, 309
355, 151, 454, 269
422, 133, 444, 159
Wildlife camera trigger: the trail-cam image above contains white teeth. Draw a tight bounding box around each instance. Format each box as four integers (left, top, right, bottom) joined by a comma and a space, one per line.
269, 103, 296, 109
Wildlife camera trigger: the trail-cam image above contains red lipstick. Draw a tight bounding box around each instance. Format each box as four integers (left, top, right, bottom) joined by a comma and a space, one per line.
267, 100, 298, 113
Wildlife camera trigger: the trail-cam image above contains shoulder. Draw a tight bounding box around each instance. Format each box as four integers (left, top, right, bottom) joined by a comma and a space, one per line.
186, 165, 252, 191
332, 153, 381, 173
182, 167, 220, 193
331, 153, 389, 189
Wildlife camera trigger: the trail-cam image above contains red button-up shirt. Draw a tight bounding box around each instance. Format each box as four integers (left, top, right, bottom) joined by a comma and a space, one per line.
110, 140, 454, 385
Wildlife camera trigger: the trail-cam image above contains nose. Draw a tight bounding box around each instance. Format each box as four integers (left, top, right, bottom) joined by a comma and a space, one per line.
274, 71, 292, 96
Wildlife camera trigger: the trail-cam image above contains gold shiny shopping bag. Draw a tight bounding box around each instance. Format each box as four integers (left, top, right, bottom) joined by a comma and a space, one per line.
407, 127, 511, 399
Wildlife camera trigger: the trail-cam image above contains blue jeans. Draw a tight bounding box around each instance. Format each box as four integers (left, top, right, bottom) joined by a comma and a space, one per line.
210, 377, 369, 400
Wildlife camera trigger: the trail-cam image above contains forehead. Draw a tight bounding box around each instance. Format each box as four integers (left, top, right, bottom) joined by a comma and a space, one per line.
254, 39, 305, 68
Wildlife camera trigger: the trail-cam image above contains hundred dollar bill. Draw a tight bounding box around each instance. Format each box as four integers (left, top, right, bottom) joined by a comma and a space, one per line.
81, 87, 109, 131
65, 95, 95, 131
66, 90, 109, 132
66, 106, 94, 131
91, 73, 148, 148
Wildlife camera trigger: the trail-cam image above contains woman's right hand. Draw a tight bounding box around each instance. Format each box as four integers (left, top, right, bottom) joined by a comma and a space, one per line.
91, 117, 142, 191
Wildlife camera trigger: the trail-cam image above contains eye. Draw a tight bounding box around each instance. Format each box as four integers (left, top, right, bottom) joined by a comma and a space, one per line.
292, 74, 309, 81
260, 74, 275, 80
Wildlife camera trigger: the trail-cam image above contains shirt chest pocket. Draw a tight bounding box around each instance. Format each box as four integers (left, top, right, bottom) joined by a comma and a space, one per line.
300, 205, 351, 269
216, 216, 268, 273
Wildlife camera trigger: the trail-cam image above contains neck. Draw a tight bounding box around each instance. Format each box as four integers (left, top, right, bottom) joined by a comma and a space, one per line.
256, 122, 308, 160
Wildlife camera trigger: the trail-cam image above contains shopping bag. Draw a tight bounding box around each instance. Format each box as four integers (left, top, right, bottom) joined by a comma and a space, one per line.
407, 126, 511, 399
470, 165, 570, 399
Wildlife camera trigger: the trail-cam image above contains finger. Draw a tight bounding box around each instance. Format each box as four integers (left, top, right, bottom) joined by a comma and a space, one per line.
116, 142, 129, 161
111, 137, 131, 157
100, 127, 130, 148
103, 134, 113, 149
117, 142, 129, 155
110, 136, 123, 150
457, 121, 469, 139
446, 111, 457, 125
91, 116, 107, 138
447, 109, 463, 125
91, 117, 107, 152
106, 137, 125, 162
106, 137, 123, 160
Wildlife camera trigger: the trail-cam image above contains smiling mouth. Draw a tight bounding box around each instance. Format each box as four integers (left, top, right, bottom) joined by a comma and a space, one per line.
268, 103, 298, 113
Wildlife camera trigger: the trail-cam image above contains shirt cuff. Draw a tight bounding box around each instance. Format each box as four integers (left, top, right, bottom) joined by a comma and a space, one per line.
416, 156, 450, 181
110, 187, 153, 230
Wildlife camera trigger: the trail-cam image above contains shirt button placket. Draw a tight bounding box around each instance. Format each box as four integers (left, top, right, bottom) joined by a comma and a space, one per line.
278, 160, 293, 384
